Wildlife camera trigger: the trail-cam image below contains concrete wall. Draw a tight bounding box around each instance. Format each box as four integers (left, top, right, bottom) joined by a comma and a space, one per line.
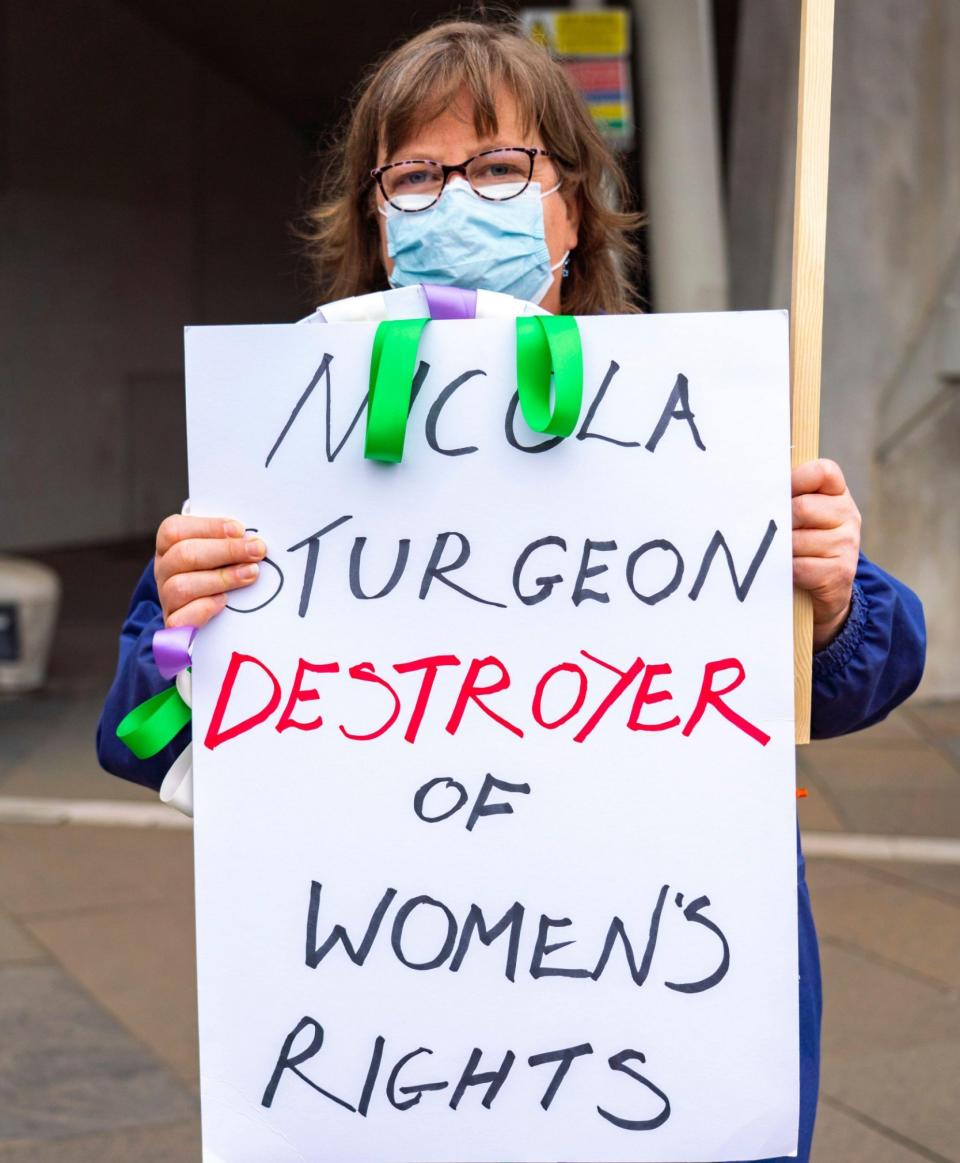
0, 0, 309, 552
728, 0, 959, 697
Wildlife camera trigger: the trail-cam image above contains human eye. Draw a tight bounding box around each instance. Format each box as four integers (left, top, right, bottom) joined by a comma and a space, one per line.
392, 165, 437, 190
473, 155, 527, 182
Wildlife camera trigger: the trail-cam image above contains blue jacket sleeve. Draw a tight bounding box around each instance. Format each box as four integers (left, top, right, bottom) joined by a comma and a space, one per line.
811, 552, 925, 739
95, 559, 192, 791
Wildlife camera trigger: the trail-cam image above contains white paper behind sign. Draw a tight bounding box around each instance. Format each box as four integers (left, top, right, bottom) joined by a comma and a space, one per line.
185, 311, 798, 1162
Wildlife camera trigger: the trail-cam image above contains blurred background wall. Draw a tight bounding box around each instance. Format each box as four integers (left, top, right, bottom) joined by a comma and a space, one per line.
1, 0, 307, 552
728, 0, 960, 698
1, 0, 957, 695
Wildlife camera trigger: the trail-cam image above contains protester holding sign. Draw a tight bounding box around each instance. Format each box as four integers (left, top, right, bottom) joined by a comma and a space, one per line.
97, 19, 925, 1163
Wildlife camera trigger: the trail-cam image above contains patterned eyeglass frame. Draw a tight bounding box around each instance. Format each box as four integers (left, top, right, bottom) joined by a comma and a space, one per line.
371, 146, 565, 212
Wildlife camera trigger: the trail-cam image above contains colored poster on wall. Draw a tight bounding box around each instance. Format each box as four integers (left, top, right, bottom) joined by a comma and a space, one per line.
522, 8, 634, 145
185, 310, 798, 1162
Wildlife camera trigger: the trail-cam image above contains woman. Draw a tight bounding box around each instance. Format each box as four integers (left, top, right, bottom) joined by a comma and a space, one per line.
97, 18, 925, 1162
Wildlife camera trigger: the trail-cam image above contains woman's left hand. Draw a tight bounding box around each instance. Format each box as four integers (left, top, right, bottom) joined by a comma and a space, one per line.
791, 458, 862, 650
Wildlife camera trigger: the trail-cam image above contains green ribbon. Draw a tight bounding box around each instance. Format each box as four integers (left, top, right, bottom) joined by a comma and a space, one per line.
362, 313, 585, 463
364, 318, 431, 463
116, 684, 192, 759
515, 315, 583, 437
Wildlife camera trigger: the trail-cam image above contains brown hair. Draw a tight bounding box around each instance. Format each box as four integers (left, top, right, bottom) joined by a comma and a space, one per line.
298, 16, 645, 315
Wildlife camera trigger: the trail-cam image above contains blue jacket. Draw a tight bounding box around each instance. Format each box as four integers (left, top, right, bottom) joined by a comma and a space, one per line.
96, 552, 925, 1162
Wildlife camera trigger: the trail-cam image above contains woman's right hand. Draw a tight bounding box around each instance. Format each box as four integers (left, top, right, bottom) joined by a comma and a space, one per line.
154, 515, 267, 628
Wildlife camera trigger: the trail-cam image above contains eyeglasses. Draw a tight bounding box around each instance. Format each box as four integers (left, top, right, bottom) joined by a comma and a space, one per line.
371, 146, 564, 212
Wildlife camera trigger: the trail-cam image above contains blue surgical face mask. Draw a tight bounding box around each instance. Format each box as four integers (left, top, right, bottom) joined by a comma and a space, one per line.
382, 179, 568, 305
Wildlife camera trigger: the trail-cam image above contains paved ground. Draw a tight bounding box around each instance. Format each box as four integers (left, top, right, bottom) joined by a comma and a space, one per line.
0, 542, 957, 1161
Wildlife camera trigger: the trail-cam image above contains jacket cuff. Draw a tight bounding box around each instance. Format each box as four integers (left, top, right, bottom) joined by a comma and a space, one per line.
812, 581, 867, 679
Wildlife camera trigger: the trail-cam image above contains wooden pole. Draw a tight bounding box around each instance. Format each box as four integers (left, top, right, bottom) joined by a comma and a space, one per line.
790, 0, 834, 744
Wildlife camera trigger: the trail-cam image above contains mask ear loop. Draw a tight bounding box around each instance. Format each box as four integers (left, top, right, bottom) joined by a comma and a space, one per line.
515, 316, 583, 437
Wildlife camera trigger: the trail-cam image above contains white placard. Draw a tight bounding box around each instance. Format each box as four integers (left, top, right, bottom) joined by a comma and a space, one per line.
185, 311, 798, 1163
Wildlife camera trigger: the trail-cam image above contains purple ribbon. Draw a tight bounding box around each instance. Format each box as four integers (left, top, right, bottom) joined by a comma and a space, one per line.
153, 625, 196, 680
422, 285, 478, 320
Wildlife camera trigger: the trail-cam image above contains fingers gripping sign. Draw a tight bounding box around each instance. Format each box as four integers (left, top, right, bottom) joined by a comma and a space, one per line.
790, 458, 861, 649
154, 514, 267, 629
